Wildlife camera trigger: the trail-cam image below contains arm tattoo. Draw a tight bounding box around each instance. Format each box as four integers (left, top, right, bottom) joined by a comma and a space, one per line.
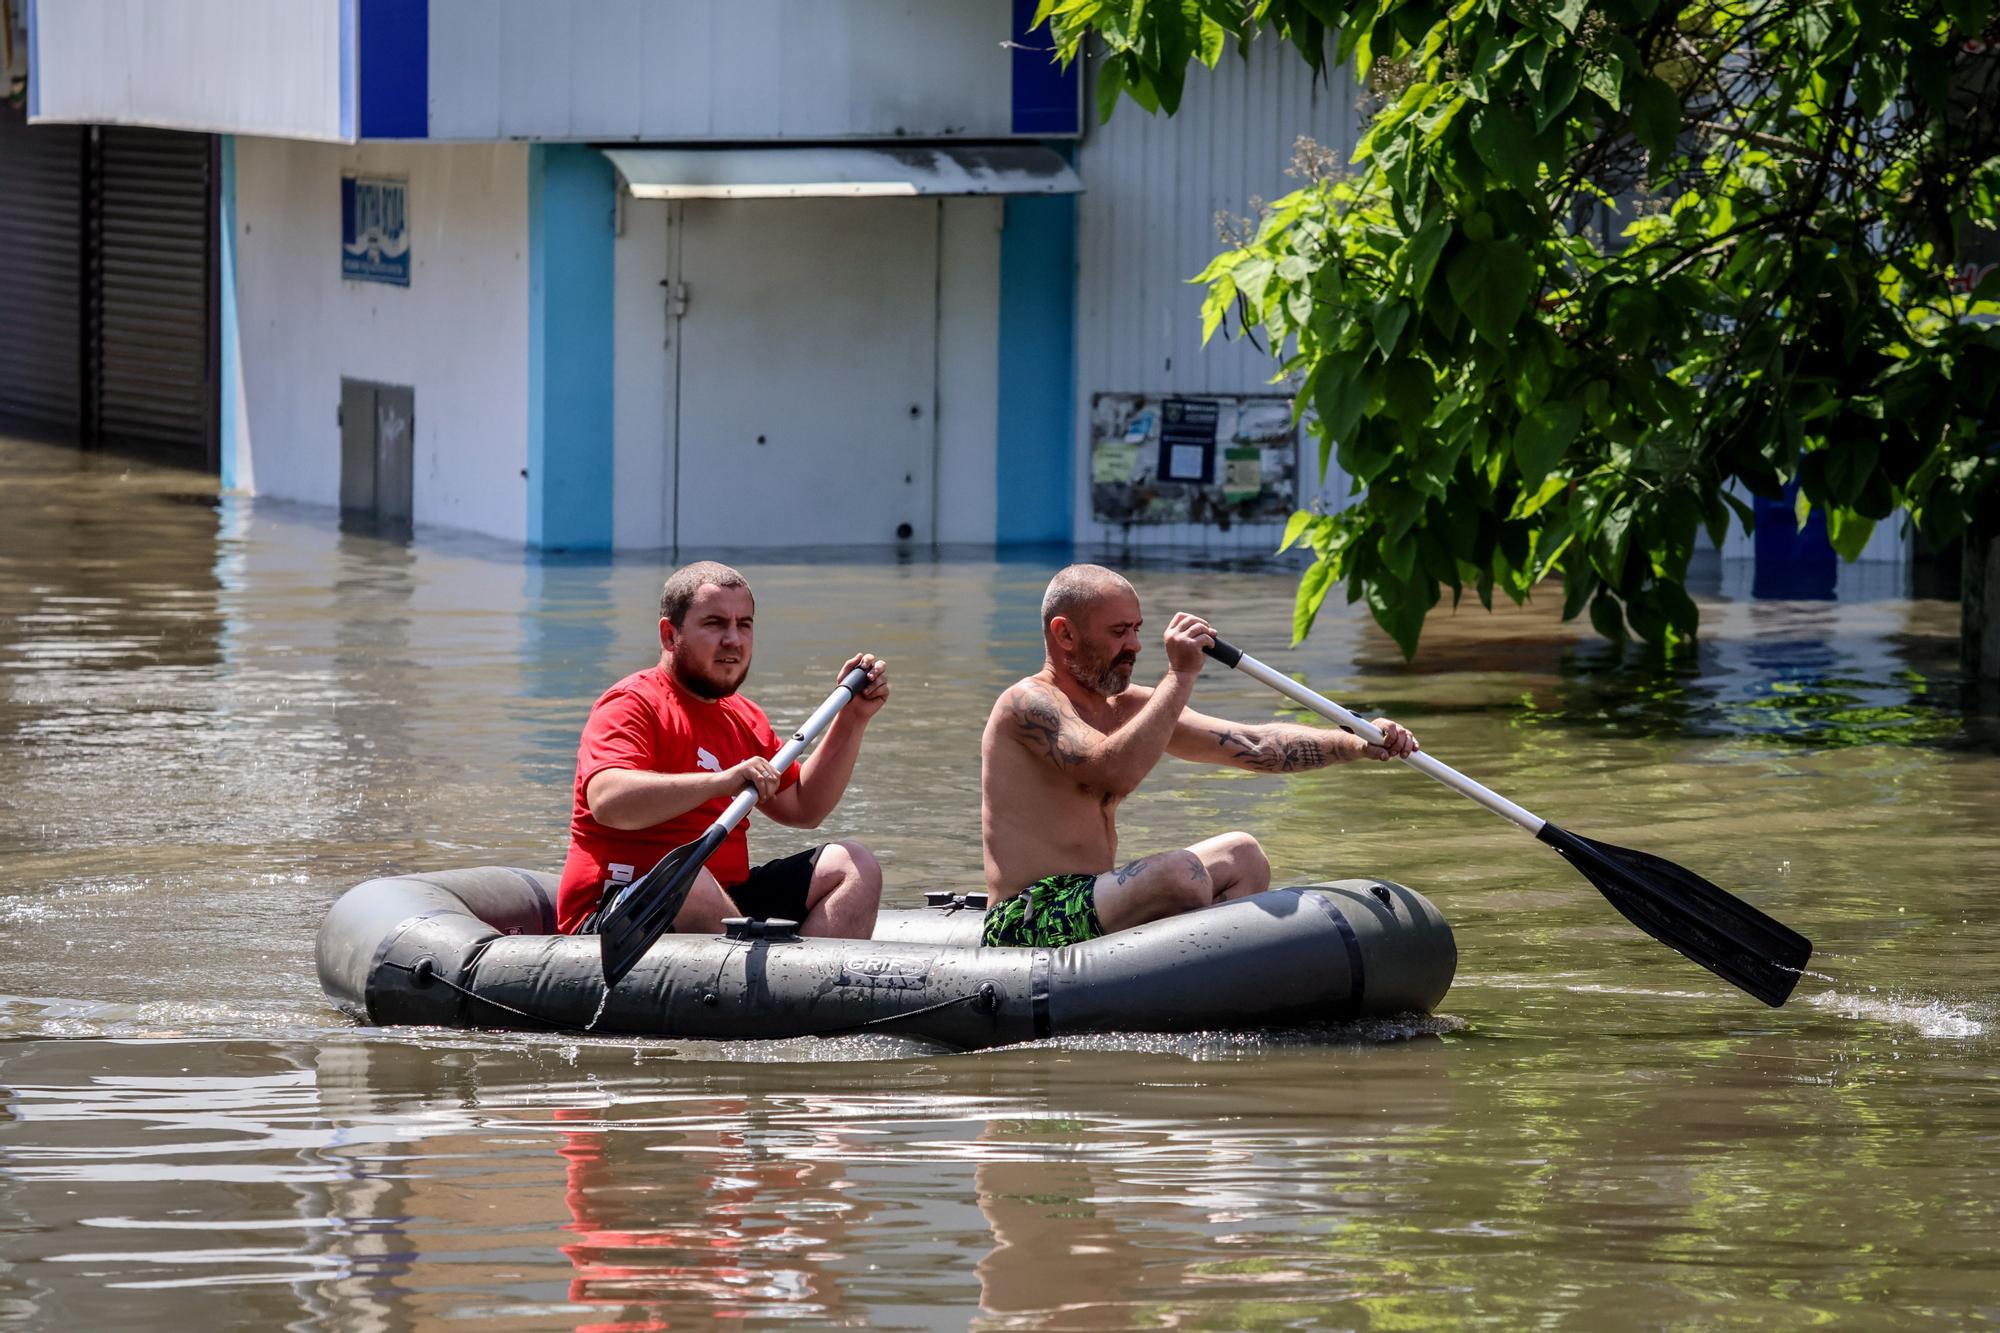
1113, 858, 1147, 885
1009, 689, 1088, 769
1211, 724, 1333, 772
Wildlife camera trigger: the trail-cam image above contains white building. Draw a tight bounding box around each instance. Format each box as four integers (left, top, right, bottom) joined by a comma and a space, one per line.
7, 0, 1907, 579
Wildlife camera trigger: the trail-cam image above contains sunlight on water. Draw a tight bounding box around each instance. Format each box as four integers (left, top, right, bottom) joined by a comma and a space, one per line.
3, 436, 1999, 1329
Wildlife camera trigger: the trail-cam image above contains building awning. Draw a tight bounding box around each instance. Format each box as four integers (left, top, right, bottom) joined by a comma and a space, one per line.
602, 145, 1080, 200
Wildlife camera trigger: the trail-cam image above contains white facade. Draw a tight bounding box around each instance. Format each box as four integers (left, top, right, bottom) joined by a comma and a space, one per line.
427, 0, 1021, 142
31, 0, 349, 140
1073, 40, 1368, 552
232, 139, 532, 540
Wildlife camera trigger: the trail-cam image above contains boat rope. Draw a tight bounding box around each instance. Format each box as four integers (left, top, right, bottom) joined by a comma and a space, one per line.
386, 957, 1000, 1039
386, 957, 606, 1034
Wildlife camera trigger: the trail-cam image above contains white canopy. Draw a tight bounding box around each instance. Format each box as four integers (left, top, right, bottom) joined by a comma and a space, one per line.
602, 144, 1081, 200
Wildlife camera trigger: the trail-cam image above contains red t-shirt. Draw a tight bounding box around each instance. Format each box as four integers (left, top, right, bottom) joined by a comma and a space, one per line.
556, 666, 799, 933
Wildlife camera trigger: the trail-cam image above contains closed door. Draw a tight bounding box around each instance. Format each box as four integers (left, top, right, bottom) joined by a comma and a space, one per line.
670, 198, 938, 548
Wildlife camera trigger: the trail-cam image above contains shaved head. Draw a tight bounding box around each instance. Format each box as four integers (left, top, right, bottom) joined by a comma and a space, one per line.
1040, 564, 1143, 694
1040, 564, 1134, 636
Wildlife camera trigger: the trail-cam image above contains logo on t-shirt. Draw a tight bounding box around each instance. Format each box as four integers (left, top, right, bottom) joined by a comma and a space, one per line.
695, 746, 721, 773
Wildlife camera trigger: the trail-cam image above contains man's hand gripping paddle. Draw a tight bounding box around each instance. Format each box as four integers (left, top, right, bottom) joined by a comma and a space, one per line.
1203, 637, 1812, 1006
597, 665, 872, 989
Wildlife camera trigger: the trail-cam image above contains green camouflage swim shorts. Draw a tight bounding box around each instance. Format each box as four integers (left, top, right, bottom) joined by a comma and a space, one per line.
980, 872, 1106, 948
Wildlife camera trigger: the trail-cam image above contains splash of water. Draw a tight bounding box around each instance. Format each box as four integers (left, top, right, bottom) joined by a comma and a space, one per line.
1805, 989, 1987, 1039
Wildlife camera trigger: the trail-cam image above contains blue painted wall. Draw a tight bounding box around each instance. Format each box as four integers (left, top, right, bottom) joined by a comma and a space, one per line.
357, 0, 429, 139
24, 0, 37, 117
1010, 0, 1081, 135
526, 146, 617, 551
996, 177, 1078, 545
218, 135, 241, 491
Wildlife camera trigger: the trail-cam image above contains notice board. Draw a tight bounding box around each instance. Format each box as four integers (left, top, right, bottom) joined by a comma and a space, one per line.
1089, 393, 1300, 526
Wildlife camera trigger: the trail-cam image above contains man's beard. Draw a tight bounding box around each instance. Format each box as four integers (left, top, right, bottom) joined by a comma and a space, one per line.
671, 653, 746, 700
1072, 646, 1137, 695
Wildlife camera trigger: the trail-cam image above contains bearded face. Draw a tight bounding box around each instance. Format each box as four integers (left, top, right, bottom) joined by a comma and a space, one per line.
1069, 637, 1138, 694
665, 583, 755, 699
1059, 589, 1144, 695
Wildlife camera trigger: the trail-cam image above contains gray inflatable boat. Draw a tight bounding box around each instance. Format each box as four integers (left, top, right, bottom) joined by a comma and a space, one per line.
317, 866, 1455, 1048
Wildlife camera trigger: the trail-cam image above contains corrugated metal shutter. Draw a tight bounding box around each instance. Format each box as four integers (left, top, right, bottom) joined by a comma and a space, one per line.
88, 127, 214, 462
0, 104, 85, 435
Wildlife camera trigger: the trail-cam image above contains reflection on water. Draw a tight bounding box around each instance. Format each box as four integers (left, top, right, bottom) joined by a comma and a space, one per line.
3, 434, 1999, 1329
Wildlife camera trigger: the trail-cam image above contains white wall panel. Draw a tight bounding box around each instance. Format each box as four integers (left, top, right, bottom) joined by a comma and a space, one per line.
426, 0, 1017, 142
612, 196, 673, 550
32, 0, 348, 140
233, 140, 531, 541
1074, 40, 1365, 552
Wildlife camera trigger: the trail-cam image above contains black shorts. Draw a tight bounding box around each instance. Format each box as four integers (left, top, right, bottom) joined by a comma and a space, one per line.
724, 845, 823, 923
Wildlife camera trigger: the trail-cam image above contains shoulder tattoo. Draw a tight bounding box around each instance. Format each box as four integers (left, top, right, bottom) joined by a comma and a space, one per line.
1008, 687, 1088, 768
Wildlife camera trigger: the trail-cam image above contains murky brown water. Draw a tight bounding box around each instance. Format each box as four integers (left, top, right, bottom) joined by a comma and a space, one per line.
3, 434, 1997, 1329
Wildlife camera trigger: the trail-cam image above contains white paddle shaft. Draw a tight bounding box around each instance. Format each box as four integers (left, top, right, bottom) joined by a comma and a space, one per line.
712, 666, 870, 832
1225, 648, 1546, 835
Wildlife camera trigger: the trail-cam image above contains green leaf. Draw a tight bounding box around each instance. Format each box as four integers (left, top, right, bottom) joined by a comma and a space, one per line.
1311, 353, 1368, 447
1723, 489, 1757, 537
1535, 56, 1582, 132
1382, 358, 1433, 431
1823, 437, 1879, 507
1793, 487, 1812, 533
1379, 529, 1419, 581
1470, 103, 1540, 195
1581, 53, 1624, 108
1293, 556, 1337, 644
1446, 239, 1535, 349
1826, 508, 1877, 561
1551, 0, 1588, 32
1604, 285, 1657, 353
1277, 508, 1316, 555
1372, 300, 1412, 357
1561, 564, 1598, 621
1625, 586, 1668, 645
1402, 213, 1452, 296
1366, 575, 1432, 659
1656, 579, 1701, 640
1094, 59, 1128, 123
1591, 501, 1634, 584
1588, 588, 1626, 641
1627, 74, 1680, 159
1511, 399, 1582, 488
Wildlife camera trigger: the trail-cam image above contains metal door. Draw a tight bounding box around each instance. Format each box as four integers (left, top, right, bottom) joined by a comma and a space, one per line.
0, 104, 84, 436
668, 198, 940, 548
340, 377, 414, 529
87, 127, 214, 464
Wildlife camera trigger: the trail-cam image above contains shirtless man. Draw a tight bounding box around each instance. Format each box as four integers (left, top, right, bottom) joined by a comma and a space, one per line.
978, 564, 1419, 948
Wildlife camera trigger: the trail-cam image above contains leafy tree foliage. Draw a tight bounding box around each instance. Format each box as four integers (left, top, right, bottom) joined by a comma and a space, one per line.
1038, 0, 2000, 659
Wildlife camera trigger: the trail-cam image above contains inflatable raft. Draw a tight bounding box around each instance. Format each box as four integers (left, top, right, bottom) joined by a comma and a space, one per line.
317, 867, 1455, 1048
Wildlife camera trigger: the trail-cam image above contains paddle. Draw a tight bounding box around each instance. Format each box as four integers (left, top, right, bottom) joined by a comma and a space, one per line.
596, 665, 873, 988
1202, 637, 1812, 1007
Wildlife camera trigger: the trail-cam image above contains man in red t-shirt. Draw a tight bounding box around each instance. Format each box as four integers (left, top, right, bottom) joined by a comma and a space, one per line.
556, 560, 889, 937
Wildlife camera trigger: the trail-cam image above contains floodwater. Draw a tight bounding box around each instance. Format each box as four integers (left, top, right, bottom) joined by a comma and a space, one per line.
2, 433, 1996, 1330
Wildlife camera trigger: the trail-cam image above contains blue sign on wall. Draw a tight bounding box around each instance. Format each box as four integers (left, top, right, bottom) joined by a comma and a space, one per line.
341, 174, 410, 286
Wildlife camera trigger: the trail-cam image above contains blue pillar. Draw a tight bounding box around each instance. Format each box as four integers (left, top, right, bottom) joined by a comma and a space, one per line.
527, 145, 617, 551
996, 185, 1078, 546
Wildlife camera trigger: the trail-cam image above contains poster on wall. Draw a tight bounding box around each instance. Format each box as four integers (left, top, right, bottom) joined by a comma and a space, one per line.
341, 174, 410, 287
1090, 393, 1300, 526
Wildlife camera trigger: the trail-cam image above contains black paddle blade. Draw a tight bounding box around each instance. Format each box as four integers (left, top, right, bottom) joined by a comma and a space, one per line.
597, 828, 722, 988
1536, 822, 1812, 1007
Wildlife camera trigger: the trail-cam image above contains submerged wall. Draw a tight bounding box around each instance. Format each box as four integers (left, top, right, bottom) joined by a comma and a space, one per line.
229, 138, 532, 540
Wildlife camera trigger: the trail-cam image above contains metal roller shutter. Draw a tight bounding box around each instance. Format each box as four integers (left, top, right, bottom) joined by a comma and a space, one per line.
88, 127, 214, 463
0, 104, 84, 436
